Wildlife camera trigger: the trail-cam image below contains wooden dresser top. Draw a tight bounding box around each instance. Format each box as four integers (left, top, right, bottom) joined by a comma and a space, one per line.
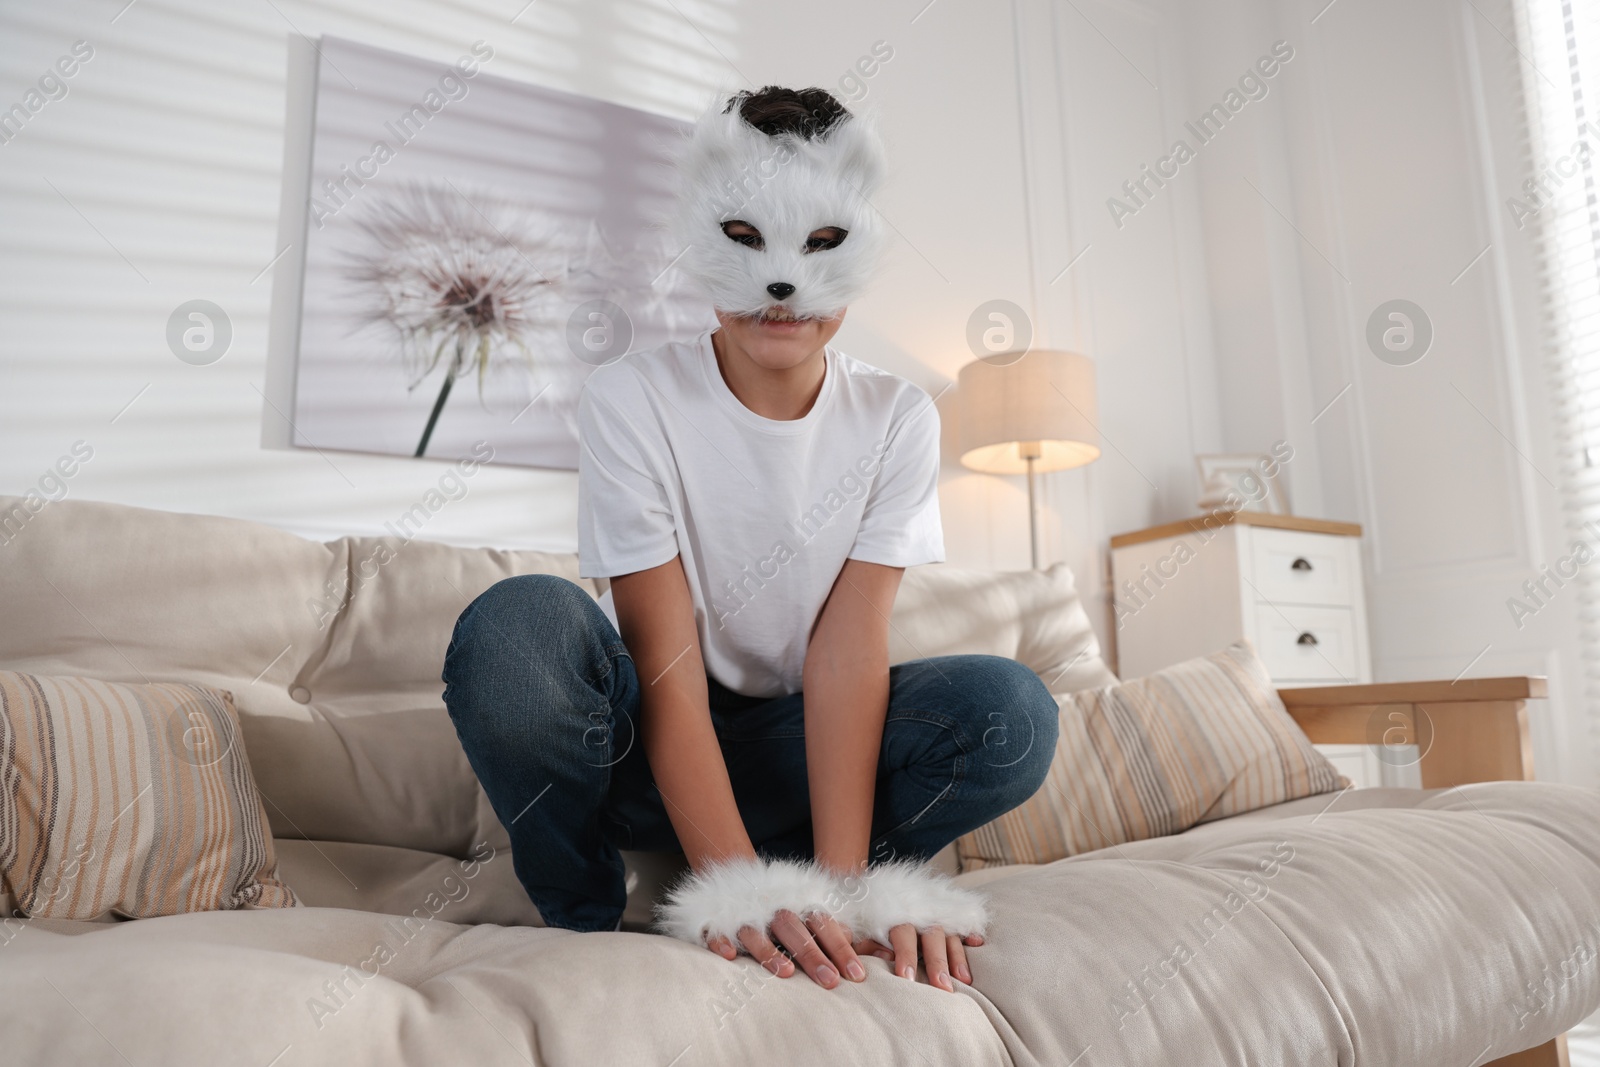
1110, 511, 1363, 549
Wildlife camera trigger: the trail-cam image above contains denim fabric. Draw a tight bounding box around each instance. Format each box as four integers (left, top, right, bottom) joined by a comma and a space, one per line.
442, 574, 1058, 932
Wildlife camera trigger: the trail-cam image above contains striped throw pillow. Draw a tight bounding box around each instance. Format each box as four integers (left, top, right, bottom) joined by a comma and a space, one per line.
957, 642, 1347, 869
0, 672, 297, 918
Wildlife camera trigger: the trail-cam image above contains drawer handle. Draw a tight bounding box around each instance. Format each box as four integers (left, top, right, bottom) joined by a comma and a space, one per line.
1296, 632, 1319, 646
1290, 557, 1313, 572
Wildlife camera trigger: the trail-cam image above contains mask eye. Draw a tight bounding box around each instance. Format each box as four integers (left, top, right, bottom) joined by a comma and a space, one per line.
721, 220, 765, 250
804, 227, 847, 253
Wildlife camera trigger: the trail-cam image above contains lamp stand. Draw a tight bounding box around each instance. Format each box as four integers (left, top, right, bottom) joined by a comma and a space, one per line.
1021, 440, 1043, 570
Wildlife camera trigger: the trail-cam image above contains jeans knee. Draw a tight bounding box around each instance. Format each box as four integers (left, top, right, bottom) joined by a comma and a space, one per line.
447, 575, 594, 670
442, 574, 610, 736
464, 573, 593, 634
967, 658, 1058, 808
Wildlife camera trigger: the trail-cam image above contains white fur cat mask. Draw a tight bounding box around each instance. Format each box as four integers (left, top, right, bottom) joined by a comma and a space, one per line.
669, 89, 888, 321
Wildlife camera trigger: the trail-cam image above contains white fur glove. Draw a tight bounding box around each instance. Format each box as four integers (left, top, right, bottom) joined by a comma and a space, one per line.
839, 861, 990, 945
655, 856, 990, 951
655, 857, 838, 949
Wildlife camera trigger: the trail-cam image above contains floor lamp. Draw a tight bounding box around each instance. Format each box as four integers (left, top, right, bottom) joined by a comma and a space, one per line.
956, 351, 1101, 569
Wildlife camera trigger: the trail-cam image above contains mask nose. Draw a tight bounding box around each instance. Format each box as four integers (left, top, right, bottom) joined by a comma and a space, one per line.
766, 282, 796, 300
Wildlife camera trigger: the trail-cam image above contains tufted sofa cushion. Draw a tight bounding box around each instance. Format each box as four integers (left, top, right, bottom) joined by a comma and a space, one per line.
3, 782, 1596, 1065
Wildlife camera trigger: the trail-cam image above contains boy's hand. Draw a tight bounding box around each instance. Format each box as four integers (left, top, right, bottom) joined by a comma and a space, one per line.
704, 911, 867, 989
705, 915, 979, 992
853, 925, 981, 991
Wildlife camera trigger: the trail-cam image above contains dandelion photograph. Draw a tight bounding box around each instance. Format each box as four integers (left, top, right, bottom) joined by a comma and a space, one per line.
284, 36, 714, 469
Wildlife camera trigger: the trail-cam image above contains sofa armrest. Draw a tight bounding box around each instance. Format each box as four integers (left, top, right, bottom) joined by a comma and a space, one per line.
1277, 676, 1547, 787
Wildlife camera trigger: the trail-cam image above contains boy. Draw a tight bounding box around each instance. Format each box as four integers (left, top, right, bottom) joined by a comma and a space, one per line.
443, 86, 1057, 993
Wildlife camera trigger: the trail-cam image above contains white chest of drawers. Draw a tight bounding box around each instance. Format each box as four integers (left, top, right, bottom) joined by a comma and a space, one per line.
1110, 512, 1370, 683
1110, 513, 1379, 784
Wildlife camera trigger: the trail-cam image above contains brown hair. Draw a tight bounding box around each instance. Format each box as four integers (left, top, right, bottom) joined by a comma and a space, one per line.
724, 86, 851, 140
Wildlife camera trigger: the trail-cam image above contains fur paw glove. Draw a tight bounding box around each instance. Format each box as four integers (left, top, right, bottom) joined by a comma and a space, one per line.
655, 857, 989, 950
839, 861, 989, 945
655, 857, 838, 949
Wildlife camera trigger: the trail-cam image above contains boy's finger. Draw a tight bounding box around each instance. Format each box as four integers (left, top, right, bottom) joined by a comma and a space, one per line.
706, 934, 738, 960
921, 927, 953, 991
852, 937, 893, 961
809, 914, 866, 982
737, 925, 792, 977
948, 934, 971, 984
771, 910, 837, 989
889, 923, 918, 980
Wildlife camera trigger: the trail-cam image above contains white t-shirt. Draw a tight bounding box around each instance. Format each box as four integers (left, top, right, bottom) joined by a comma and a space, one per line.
577, 328, 944, 697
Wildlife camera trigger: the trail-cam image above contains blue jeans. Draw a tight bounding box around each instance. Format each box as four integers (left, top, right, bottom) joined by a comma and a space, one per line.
441, 574, 1058, 932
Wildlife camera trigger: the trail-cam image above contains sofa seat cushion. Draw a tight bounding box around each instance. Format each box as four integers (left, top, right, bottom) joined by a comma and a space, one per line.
960, 781, 1600, 1064
3, 782, 1594, 1066
272, 838, 542, 929
952, 786, 1439, 889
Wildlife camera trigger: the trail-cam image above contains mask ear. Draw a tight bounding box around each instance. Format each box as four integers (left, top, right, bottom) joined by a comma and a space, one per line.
674, 106, 746, 200
824, 113, 888, 199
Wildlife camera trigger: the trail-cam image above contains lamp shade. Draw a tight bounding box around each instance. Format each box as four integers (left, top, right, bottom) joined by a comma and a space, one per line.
956, 349, 1101, 474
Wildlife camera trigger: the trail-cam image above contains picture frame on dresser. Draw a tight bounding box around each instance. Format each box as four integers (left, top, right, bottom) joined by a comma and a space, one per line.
1109, 512, 1403, 789
1195, 453, 1291, 515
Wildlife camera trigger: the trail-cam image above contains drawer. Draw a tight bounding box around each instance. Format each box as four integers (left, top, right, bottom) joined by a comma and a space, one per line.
1247, 527, 1358, 607
1253, 604, 1360, 683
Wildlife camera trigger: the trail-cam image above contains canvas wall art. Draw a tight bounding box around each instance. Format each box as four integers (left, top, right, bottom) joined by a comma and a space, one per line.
282, 36, 715, 469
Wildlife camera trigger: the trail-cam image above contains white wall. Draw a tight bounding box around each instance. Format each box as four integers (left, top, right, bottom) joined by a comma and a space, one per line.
994, 0, 1234, 670
1168, 0, 1596, 788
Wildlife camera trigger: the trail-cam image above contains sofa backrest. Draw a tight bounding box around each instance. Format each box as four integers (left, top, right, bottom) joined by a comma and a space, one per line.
0, 496, 1114, 858
891, 562, 1117, 696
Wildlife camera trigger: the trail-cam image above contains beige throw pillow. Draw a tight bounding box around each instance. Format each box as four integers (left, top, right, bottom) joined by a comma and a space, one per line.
957, 641, 1347, 869
0, 671, 297, 918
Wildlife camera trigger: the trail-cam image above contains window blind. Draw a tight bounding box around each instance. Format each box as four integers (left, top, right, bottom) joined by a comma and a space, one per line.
1514, 0, 1600, 770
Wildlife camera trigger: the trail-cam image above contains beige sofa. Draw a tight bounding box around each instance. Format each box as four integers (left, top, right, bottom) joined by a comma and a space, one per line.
1, 496, 1596, 1067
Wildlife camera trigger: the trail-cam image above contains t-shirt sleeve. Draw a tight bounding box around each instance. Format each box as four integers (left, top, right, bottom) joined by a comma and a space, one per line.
577, 377, 681, 579
848, 393, 946, 568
